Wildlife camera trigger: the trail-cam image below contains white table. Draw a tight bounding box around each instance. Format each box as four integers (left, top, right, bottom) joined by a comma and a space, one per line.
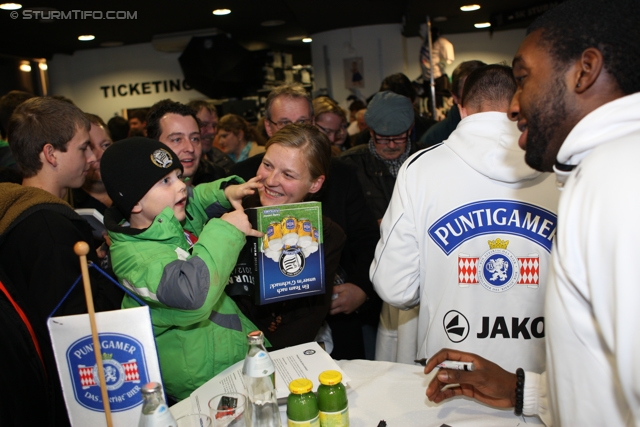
171, 359, 543, 427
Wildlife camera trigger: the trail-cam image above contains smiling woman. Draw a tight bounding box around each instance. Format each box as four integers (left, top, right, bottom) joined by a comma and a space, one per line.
217, 114, 265, 163
229, 124, 346, 350
257, 125, 328, 206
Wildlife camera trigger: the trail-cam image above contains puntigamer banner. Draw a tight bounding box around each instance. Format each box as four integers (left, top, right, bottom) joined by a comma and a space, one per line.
48, 306, 162, 426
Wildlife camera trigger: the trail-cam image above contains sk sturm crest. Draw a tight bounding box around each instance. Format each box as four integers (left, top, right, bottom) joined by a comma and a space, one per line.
150, 148, 173, 168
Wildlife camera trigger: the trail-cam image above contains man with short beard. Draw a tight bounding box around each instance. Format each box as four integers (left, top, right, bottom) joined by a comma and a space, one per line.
423, 1, 640, 425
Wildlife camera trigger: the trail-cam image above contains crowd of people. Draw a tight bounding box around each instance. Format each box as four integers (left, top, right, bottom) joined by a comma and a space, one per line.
1, 0, 638, 425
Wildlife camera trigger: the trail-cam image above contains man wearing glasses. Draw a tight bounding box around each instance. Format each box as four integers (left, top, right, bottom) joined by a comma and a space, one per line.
313, 97, 351, 152
340, 90, 419, 365
340, 91, 418, 225
263, 84, 314, 137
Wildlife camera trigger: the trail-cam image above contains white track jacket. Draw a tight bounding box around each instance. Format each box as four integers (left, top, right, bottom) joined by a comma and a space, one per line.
371, 112, 559, 374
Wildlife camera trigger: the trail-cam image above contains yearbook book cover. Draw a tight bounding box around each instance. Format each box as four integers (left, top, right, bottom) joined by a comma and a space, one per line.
226, 201, 325, 305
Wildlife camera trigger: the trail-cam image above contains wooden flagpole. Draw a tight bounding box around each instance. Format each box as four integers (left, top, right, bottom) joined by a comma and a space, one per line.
74, 241, 114, 427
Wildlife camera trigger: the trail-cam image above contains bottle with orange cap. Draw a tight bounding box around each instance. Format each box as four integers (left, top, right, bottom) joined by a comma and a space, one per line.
317, 370, 349, 427
287, 378, 320, 427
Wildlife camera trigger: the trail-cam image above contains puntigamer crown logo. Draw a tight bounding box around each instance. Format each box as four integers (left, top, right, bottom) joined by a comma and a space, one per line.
487, 238, 509, 249
66, 333, 149, 412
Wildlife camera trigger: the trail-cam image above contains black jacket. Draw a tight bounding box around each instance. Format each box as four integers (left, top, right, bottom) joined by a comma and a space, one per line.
340, 143, 418, 222
417, 104, 461, 149
231, 155, 382, 358
192, 156, 228, 186
0, 183, 124, 427
204, 147, 235, 176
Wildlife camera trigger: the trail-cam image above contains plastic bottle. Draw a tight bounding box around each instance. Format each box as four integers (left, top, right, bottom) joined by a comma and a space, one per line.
243, 331, 282, 427
287, 378, 320, 427
138, 382, 177, 427
317, 371, 349, 427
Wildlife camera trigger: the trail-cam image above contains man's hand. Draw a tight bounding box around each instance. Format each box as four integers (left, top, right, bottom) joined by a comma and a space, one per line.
221, 209, 263, 238
224, 176, 263, 211
330, 283, 367, 315
424, 348, 517, 408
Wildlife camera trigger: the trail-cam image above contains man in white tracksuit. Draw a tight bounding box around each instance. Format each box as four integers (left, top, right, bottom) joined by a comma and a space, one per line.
371, 64, 559, 373
423, 1, 640, 425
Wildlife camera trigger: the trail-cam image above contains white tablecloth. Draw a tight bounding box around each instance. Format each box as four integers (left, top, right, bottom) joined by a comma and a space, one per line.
171, 359, 544, 427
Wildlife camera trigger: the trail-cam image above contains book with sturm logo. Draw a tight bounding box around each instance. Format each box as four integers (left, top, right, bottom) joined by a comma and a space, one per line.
226, 201, 325, 305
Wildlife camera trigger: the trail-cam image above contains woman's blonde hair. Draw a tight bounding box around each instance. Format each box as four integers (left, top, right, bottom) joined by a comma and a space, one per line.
265, 123, 331, 182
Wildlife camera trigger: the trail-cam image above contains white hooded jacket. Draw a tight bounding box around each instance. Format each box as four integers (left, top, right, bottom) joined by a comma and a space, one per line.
537, 92, 640, 426
371, 111, 559, 374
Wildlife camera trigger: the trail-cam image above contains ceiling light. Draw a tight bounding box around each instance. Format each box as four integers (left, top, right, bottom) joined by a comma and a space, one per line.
261, 20, 285, 27
212, 9, 231, 16
0, 3, 21, 10
38, 62, 48, 70
302, 38, 312, 43
78, 35, 95, 41
19, 62, 31, 72
461, 4, 481, 12
474, 22, 491, 28
286, 35, 306, 41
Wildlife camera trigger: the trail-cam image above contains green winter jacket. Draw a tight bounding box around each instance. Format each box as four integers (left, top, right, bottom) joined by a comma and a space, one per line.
105, 177, 257, 400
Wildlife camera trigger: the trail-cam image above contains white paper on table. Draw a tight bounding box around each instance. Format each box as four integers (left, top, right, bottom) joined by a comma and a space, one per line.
189, 342, 350, 414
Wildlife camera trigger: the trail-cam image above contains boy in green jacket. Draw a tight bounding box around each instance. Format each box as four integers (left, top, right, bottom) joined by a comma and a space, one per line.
101, 137, 262, 400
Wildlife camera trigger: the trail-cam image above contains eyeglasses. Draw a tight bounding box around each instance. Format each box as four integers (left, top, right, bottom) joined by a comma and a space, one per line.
316, 123, 344, 139
373, 133, 409, 145
268, 118, 312, 130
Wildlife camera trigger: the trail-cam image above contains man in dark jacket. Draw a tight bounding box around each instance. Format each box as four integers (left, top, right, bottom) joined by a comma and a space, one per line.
0, 97, 123, 427
340, 91, 419, 224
